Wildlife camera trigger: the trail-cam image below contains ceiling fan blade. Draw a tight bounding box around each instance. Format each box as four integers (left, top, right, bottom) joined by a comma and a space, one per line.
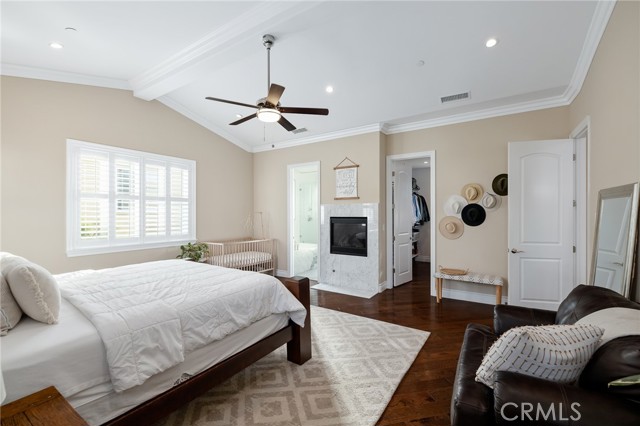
278, 115, 296, 132
279, 106, 329, 115
205, 97, 258, 109
266, 84, 285, 106
230, 113, 257, 125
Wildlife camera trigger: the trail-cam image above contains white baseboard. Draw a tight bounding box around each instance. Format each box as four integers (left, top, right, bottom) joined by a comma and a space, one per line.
313, 283, 377, 299
415, 255, 430, 262
431, 283, 505, 305
378, 281, 387, 293
277, 269, 290, 277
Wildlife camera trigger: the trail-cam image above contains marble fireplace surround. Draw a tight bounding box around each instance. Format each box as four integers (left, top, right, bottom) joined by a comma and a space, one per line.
315, 203, 379, 298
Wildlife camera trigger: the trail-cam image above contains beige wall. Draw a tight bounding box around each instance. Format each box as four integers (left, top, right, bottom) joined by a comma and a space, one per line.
253, 132, 383, 275
1, 76, 253, 273
569, 0, 640, 274
387, 107, 570, 297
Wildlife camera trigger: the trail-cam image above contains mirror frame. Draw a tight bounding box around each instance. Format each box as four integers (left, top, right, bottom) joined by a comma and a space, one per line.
590, 182, 639, 298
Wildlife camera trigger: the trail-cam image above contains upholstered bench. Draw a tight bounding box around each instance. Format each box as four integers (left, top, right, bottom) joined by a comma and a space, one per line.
434, 271, 504, 305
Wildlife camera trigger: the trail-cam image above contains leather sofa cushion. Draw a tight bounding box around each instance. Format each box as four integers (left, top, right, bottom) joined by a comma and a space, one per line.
555, 285, 640, 325
451, 323, 498, 426
579, 335, 640, 402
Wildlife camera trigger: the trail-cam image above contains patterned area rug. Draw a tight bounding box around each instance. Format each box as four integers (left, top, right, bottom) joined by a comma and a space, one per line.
157, 306, 429, 426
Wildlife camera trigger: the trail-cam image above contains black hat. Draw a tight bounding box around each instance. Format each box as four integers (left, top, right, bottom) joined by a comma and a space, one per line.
461, 204, 486, 227
492, 174, 508, 196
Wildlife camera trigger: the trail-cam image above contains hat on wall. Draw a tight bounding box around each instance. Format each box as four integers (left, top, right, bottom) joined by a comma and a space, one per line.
492, 174, 508, 196
461, 203, 486, 227
443, 195, 468, 217
481, 192, 502, 211
439, 216, 464, 239
462, 183, 484, 203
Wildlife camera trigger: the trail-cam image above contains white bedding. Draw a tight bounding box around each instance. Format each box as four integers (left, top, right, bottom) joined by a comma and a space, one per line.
2, 300, 290, 425
1, 298, 110, 404
57, 259, 306, 392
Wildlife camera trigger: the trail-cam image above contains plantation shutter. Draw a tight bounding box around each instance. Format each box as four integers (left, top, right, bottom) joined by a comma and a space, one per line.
67, 139, 196, 256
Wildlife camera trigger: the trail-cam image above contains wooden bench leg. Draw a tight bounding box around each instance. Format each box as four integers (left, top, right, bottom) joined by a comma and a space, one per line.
436, 278, 442, 303
496, 286, 502, 305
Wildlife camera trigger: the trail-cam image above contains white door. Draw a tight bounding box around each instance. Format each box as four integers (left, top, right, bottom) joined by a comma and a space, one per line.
508, 139, 575, 309
393, 162, 413, 286
593, 195, 633, 290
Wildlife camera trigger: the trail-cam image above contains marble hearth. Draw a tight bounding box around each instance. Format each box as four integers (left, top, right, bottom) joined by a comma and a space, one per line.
316, 203, 379, 298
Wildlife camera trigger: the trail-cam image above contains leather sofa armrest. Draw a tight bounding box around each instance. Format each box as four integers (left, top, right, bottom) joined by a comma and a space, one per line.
493, 372, 640, 426
493, 305, 556, 335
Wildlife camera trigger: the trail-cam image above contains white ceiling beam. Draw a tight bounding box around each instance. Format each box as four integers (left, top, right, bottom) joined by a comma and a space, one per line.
130, 1, 323, 101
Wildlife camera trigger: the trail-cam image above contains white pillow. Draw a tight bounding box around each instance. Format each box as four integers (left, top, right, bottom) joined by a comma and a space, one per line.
576, 307, 640, 348
5, 257, 60, 324
475, 324, 603, 389
0, 273, 23, 335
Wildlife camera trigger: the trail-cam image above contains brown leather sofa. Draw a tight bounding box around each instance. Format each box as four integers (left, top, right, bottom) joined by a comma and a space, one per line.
451, 284, 640, 425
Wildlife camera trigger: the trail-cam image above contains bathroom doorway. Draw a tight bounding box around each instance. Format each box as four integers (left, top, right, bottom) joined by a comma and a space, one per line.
288, 162, 320, 280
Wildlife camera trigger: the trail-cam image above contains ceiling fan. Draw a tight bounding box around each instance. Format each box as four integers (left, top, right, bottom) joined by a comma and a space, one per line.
205, 34, 329, 132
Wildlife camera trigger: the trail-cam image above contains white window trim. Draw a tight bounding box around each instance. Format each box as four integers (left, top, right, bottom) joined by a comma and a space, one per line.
66, 139, 196, 257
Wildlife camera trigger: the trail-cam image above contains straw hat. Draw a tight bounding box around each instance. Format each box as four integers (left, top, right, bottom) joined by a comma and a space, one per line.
443, 195, 468, 217
462, 183, 484, 203
461, 204, 486, 227
481, 192, 502, 211
439, 216, 464, 239
492, 174, 508, 196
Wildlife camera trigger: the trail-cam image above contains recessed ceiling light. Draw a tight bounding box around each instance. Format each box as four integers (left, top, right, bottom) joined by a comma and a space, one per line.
416, 60, 425, 67
485, 38, 498, 48
235, 114, 243, 118
325, 85, 334, 93
49, 42, 64, 49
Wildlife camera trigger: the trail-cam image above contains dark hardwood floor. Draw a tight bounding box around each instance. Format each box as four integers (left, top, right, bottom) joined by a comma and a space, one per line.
310, 261, 494, 426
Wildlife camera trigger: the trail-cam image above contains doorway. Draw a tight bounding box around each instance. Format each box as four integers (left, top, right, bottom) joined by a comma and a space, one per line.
288, 162, 320, 280
386, 151, 436, 290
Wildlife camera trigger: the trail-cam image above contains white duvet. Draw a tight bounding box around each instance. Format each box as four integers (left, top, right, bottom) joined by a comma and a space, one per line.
57, 259, 306, 392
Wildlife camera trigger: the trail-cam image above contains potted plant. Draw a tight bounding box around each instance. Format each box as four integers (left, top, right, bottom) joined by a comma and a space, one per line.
177, 242, 210, 262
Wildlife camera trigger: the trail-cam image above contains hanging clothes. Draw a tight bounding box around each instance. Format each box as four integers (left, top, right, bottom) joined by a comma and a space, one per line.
412, 192, 430, 225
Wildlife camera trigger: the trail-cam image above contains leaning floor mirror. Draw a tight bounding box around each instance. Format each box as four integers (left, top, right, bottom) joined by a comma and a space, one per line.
590, 182, 639, 299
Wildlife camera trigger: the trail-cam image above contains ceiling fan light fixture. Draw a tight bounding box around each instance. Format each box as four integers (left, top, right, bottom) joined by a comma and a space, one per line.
257, 108, 281, 123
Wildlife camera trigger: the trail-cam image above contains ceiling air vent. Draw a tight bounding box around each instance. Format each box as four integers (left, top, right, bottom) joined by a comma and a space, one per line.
440, 91, 470, 104
291, 127, 308, 134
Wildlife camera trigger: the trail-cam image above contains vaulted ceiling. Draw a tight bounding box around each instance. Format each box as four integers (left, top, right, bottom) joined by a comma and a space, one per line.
1, 1, 613, 152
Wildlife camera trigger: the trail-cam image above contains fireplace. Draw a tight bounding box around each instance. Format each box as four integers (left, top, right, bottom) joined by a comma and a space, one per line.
330, 216, 367, 257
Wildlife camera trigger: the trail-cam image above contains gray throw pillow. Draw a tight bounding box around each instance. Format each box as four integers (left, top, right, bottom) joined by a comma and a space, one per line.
1, 273, 23, 335
5, 257, 60, 324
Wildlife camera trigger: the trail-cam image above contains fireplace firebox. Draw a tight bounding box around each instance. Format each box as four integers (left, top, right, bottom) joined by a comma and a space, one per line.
330, 216, 367, 257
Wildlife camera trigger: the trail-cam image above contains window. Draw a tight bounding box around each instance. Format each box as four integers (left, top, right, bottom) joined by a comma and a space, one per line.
67, 139, 196, 256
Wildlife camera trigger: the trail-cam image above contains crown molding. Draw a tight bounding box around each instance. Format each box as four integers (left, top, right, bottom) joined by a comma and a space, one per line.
158, 96, 252, 152
252, 123, 385, 153
0, 63, 130, 90
562, 0, 616, 103
130, 1, 322, 101
384, 93, 569, 135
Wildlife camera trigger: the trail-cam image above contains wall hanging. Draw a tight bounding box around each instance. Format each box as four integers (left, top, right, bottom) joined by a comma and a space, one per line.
334, 157, 359, 200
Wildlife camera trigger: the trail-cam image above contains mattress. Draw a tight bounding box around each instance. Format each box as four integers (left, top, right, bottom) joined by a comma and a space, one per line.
1, 297, 290, 425
210, 251, 272, 268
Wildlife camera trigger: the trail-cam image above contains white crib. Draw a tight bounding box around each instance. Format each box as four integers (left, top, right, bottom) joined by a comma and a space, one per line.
204, 238, 277, 275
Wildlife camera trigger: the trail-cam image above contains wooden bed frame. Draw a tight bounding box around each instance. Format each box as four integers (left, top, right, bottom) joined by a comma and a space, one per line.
103, 276, 311, 426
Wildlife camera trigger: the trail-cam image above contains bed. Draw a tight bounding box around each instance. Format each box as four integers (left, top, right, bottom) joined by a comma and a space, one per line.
205, 238, 277, 275
1, 258, 310, 426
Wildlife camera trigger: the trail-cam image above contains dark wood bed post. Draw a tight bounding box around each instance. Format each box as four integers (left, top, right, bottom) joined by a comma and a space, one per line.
281, 276, 312, 364
102, 275, 312, 426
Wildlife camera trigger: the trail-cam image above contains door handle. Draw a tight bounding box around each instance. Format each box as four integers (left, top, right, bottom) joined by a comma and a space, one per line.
510, 248, 525, 254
